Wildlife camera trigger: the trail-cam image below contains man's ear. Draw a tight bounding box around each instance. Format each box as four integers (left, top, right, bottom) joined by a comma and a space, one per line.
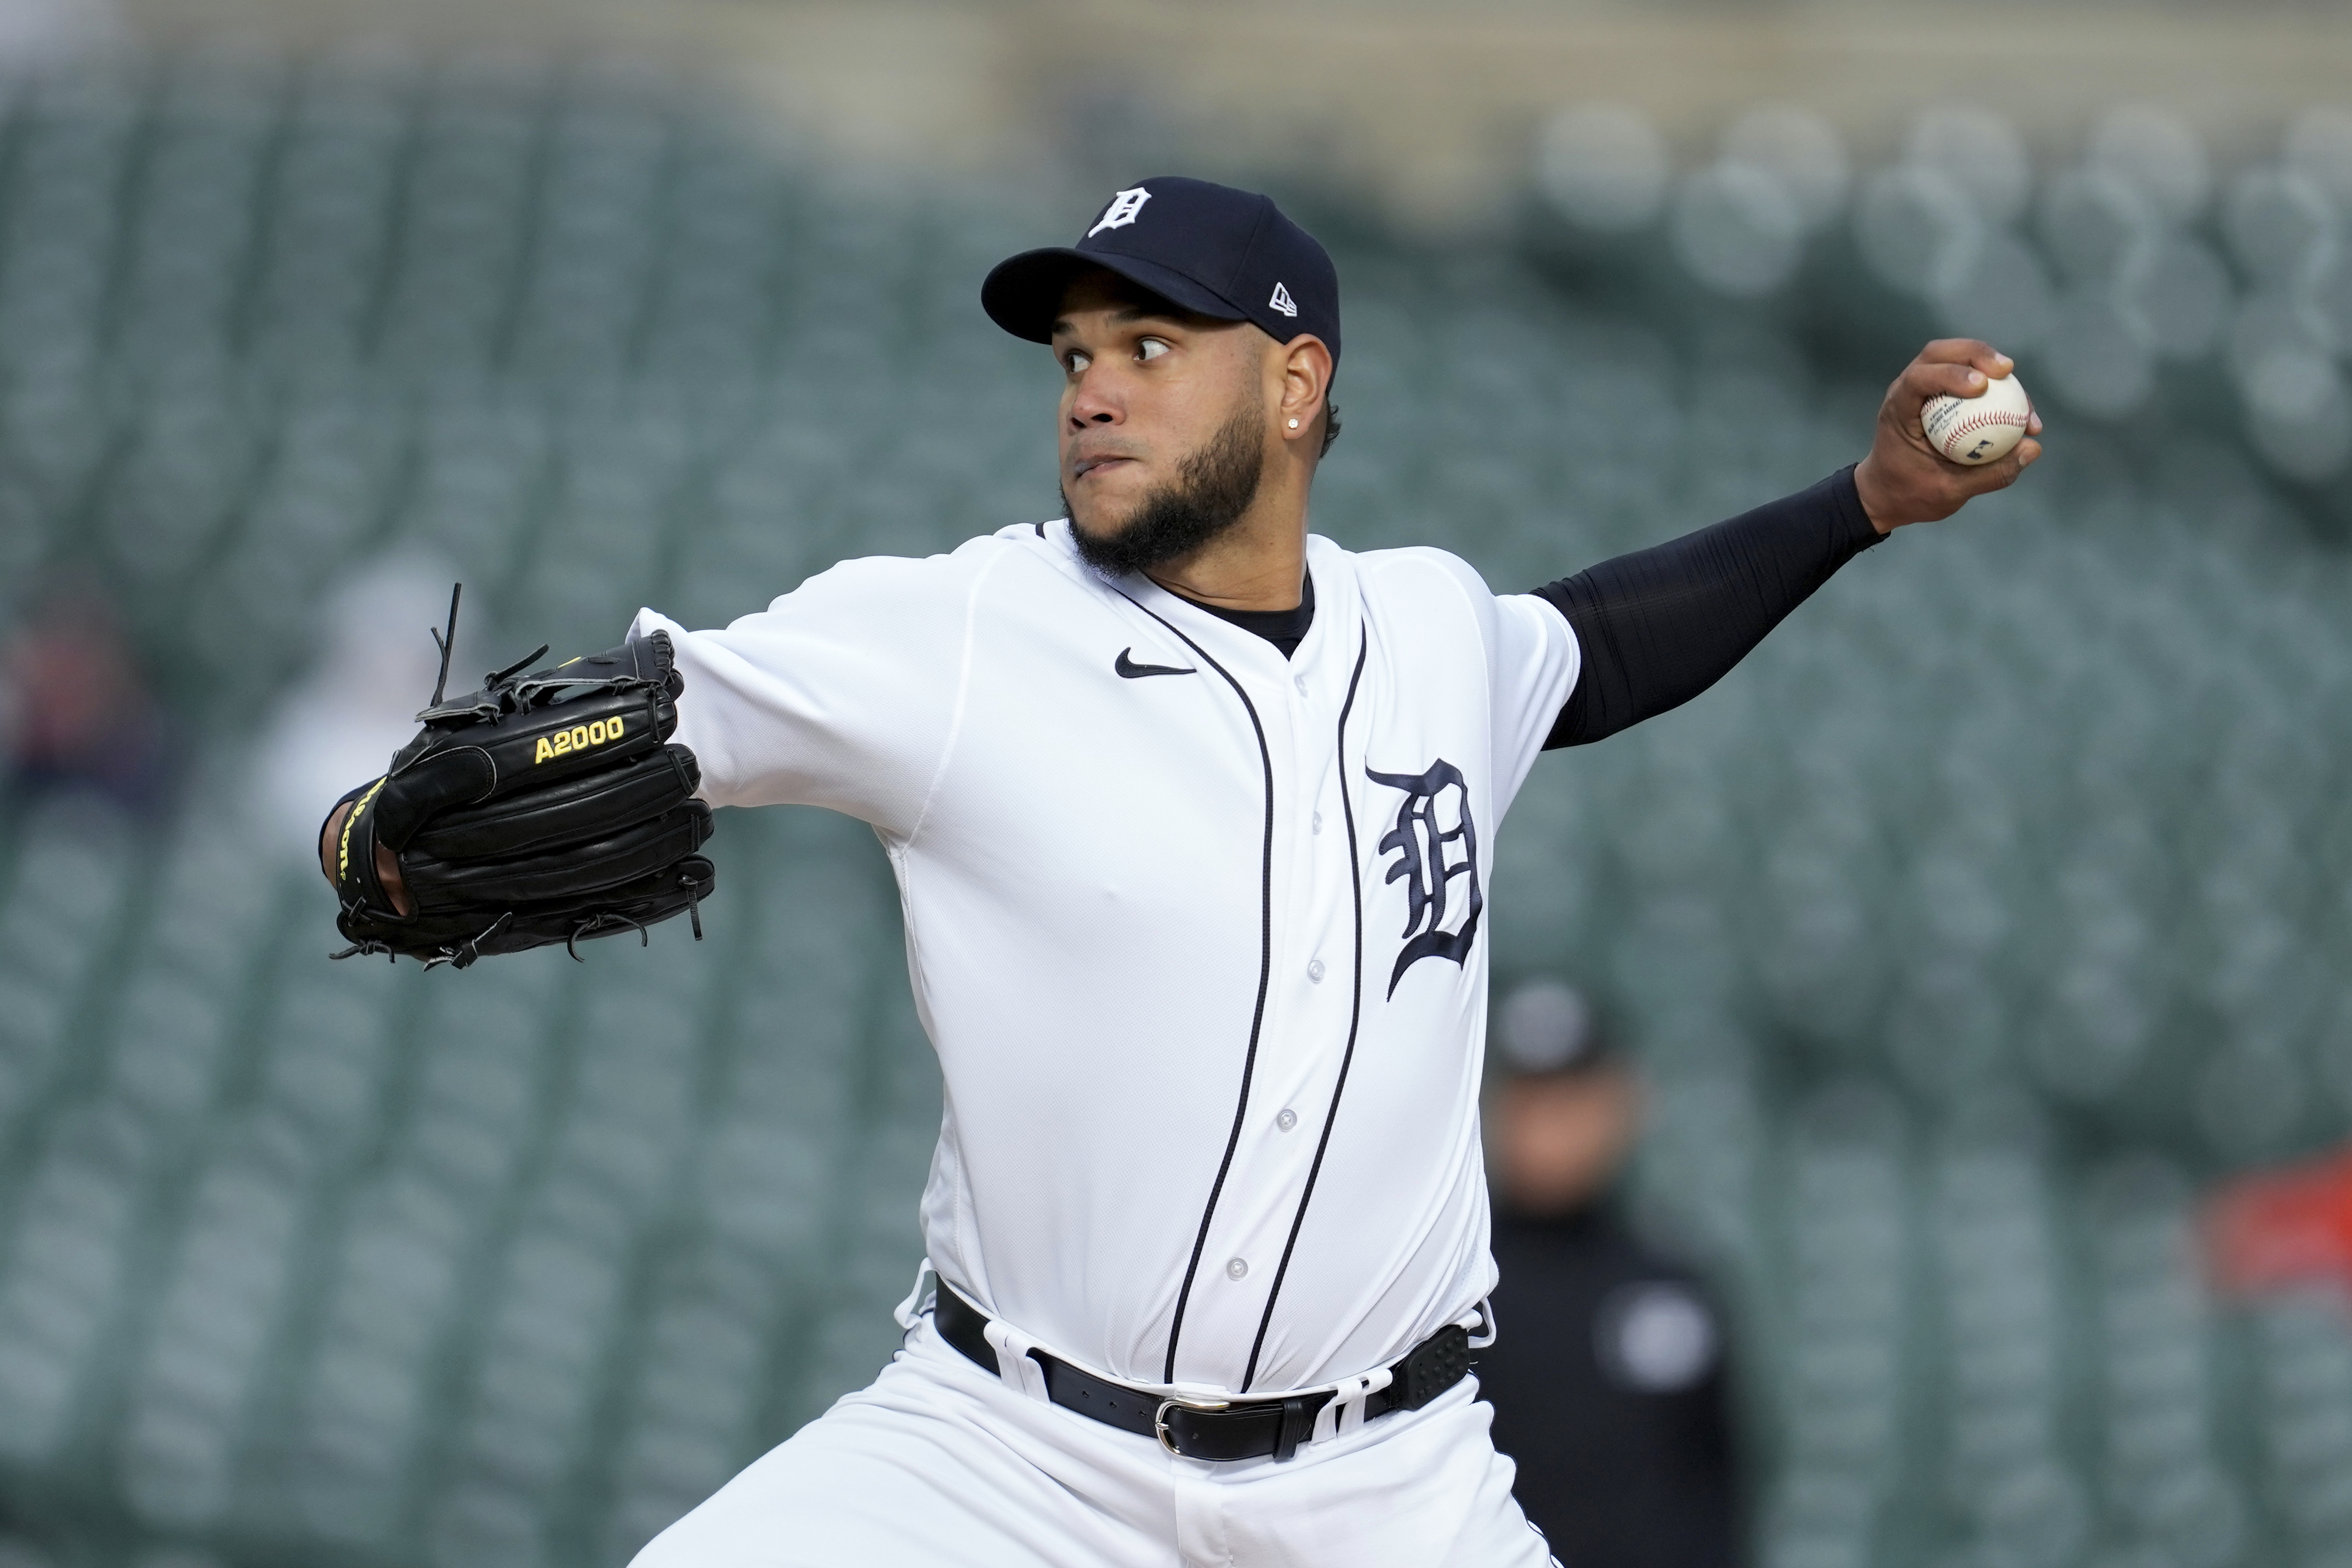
1276, 335, 1333, 444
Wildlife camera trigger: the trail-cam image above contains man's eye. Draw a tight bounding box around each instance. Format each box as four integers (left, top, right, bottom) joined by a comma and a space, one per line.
1138, 338, 1169, 362
1064, 351, 1090, 374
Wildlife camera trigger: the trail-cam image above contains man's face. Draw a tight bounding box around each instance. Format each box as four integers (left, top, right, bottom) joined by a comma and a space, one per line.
1491, 1066, 1642, 1217
1052, 269, 1271, 572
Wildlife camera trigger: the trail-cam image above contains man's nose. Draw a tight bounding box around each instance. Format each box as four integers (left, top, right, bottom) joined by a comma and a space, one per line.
1067, 372, 1123, 429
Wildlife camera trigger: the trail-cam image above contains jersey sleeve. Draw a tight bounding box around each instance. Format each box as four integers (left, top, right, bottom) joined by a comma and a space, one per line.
1487, 590, 1581, 809
629, 539, 1009, 837
1368, 546, 1582, 815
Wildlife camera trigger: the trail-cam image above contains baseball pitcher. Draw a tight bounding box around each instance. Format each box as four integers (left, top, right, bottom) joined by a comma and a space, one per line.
319, 177, 2038, 1566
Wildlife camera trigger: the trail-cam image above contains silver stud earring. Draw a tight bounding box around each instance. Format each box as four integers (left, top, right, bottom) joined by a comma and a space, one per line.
1287, 418, 1300, 429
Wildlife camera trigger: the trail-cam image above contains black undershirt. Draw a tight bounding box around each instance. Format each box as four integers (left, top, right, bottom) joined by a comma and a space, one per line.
1181, 571, 1317, 658
1179, 466, 1882, 746
1533, 464, 1883, 746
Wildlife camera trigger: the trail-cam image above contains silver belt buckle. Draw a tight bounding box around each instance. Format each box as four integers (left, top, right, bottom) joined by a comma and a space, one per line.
1154, 1394, 1231, 1457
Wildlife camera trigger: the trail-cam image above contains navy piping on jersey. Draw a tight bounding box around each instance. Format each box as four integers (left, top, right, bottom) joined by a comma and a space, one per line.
1115, 590, 1277, 1386
1239, 629, 1370, 1393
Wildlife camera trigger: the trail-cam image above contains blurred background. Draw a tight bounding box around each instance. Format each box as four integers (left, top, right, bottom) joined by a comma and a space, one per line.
0, 0, 2349, 1565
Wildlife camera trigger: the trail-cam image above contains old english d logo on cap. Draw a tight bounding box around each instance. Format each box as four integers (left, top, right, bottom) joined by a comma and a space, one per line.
1087, 187, 1152, 237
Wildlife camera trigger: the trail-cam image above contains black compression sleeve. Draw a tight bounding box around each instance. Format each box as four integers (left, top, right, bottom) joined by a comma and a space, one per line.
1533, 465, 1884, 749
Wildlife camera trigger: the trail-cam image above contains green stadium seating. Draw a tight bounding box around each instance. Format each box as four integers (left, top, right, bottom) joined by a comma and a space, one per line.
0, 57, 2345, 1568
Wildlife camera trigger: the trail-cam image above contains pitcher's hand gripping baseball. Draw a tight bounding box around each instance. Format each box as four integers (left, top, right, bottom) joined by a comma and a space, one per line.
322, 589, 715, 969
1853, 339, 2044, 531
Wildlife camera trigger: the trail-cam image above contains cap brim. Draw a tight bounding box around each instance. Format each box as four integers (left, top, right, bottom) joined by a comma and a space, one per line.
981, 247, 1251, 343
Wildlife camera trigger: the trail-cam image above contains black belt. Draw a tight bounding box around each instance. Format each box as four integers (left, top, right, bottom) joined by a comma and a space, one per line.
933, 1281, 1474, 1463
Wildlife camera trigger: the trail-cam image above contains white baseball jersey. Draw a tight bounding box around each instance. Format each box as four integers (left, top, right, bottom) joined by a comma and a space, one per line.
632, 519, 1579, 1399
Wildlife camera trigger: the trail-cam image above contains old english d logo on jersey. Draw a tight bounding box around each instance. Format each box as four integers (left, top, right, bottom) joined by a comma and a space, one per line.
1367, 759, 1482, 997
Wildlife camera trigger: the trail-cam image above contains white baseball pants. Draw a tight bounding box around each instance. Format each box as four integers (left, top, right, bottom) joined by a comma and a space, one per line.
631, 1316, 1559, 1567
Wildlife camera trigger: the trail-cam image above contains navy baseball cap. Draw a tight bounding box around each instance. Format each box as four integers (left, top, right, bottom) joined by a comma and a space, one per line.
982, 177, 1340, 363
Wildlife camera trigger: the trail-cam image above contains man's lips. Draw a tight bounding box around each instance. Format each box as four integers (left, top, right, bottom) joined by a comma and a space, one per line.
1070, 455, 1138, 482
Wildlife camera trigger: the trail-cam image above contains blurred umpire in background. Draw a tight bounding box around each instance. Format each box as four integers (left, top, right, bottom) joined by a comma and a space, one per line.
1481, 980, 1741, 1568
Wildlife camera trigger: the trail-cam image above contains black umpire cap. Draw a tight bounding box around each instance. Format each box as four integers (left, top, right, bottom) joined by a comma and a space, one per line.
982, 177, 1341, 364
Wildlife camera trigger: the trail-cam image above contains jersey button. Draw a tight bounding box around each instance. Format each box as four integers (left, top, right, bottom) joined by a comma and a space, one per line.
1311, 811, 1322, 834
1226, 1258, 1249, 1280
1276, 1109, 1298, 1132
1293, 673, 1308, 695
1306, 959, 1325, 983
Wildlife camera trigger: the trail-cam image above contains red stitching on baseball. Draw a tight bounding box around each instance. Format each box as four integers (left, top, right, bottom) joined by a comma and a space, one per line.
1930, 402, 2030, 453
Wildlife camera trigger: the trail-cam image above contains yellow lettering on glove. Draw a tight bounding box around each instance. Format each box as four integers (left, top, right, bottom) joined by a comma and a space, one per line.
339, 776, 388, 880
533, 713, 624, 765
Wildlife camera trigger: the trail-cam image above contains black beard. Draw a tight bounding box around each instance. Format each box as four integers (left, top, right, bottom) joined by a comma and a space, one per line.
1065, 402, 1265, 576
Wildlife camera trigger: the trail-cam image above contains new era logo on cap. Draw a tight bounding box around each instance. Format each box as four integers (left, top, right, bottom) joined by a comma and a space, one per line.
1087, 187, 1152, 238
980, 176, 1342, 365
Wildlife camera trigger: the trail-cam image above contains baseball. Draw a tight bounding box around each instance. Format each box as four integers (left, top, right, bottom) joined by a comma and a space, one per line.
1921, 371, 2033, 465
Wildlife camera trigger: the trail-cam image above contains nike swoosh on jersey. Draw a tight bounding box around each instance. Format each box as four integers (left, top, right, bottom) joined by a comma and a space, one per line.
1115, 648, 1197, 679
